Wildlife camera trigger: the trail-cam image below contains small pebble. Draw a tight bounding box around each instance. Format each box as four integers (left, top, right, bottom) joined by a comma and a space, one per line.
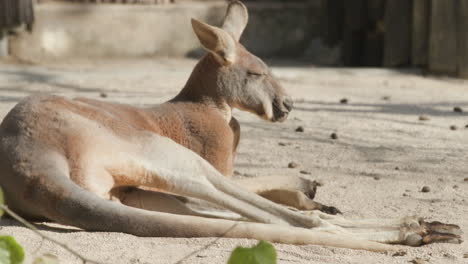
402, 193, 409, 197
419, 115, 430, 121
373, 176, 381, 180
330, 133, 338, 140
278, 142, 288, 146
395, 166, 400, 170
465, 124, 468, 128
295, 126, 304, 132
421, 186, 431, 193
392, 251, 407, 257
453, 185, 459, 189
464, 177, 468, 182
463, 253, 468, 258
300, 170, 311, 175
288, 162, 299, 168
450, 125, 458, 130
99, 92, 108, 98
453, 106, 463, 113
382, 96, 391, 101
339, 98, 348, 104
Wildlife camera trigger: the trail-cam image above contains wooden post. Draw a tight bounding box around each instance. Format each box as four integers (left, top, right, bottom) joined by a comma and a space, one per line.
458, 0, 468, 78
0, 0, 34, 31
412, 0, 429, 66
320, 0, 344, 47
363, 0, 385, 66
342, 0, 366, 66
383, 0, 412, 67
428, 0, 458, 74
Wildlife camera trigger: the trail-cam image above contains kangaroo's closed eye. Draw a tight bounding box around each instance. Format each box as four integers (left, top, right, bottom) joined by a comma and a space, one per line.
247, 71, 264, 76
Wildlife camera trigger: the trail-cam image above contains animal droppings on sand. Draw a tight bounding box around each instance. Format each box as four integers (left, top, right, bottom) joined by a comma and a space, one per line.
453, 106, 463, 113
419, 115, 430, 121
288, 162, 299, 168
421, 186, 431, 193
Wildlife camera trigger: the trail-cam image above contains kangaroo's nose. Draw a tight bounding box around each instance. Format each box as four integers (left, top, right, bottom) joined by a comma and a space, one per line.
283, 97, 293, 112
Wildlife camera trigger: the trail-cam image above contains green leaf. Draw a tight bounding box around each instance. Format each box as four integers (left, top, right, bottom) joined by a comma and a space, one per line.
33, 254, 59, 264
0, 236, 25, 264
227, 241, 276, 264
0, 187, 4, 218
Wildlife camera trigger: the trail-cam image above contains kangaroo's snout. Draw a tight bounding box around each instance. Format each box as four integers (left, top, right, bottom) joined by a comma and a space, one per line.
272, 96, 293, 122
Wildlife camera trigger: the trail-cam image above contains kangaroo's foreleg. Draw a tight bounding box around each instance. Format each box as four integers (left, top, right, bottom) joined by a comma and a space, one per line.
234, 176, 341, 214
257, 189, 341, 215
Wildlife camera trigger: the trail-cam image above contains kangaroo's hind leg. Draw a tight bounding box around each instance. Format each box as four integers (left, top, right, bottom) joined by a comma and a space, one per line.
112, 186, 244, 220
113, 132, 328, 228
111, 132, 461, 246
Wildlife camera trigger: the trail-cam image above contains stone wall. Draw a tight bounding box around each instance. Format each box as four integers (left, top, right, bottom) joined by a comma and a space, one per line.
7, 1, 321, 61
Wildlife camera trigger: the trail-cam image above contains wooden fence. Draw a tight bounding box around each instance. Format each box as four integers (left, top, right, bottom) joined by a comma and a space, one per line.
322, 0, 468, 78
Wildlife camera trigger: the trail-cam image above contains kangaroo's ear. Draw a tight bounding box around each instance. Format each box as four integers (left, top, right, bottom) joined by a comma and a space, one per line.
191, 18, 236, 64
222, 0, 248, 42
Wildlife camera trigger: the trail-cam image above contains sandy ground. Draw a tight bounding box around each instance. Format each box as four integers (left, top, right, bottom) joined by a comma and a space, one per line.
0, 58, 467, 264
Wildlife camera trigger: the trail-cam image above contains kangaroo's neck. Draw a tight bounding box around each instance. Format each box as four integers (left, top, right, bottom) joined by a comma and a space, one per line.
171, 55, 232, 122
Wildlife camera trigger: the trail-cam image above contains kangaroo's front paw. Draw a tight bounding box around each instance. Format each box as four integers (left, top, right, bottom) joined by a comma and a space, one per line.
403, 218, 463, 246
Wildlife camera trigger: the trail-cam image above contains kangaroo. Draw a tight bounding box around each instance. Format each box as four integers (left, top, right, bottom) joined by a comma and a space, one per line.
0, 1, 462, 252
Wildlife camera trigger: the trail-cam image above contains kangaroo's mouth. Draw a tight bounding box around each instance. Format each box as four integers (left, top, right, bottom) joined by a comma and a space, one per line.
271, 97, 293, 122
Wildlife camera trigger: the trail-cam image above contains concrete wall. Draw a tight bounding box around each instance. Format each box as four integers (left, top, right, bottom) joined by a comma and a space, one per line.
8, 1, 320, 62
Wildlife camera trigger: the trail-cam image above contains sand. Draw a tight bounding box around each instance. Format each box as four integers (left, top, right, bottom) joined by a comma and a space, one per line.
0, 58, 467, 263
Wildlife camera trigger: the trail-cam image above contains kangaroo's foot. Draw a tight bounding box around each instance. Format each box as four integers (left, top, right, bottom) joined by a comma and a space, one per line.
301, 211, 463, 246
401, 218, 463, 246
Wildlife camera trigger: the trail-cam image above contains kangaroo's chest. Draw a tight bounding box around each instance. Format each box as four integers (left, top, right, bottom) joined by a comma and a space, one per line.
73, 98, 237, 176
154, 105, 237, 176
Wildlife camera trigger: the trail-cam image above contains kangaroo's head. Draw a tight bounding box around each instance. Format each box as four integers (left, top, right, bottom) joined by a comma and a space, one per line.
185, 1, 292, 122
